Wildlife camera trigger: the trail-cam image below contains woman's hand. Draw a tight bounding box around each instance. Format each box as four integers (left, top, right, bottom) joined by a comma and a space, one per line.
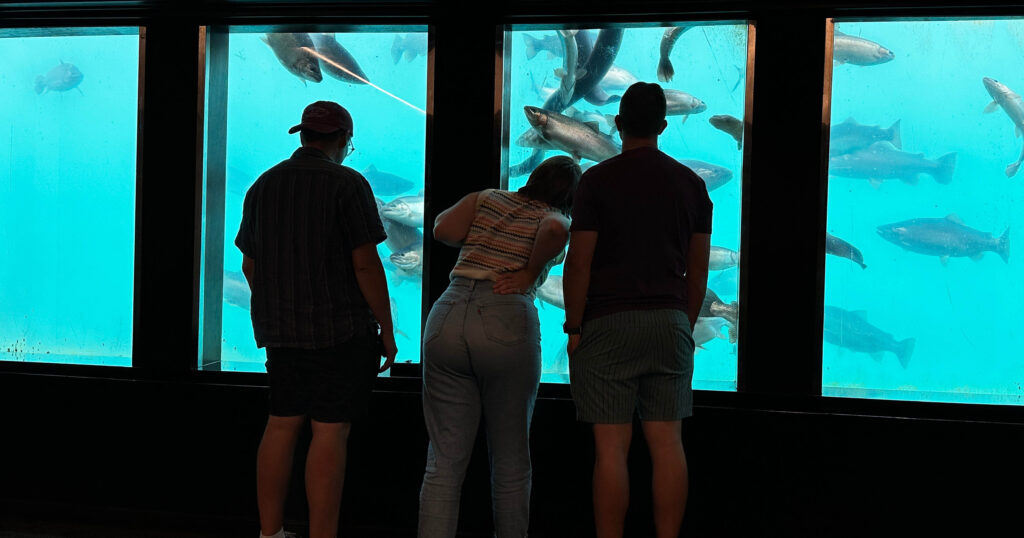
493, 270, 536, 295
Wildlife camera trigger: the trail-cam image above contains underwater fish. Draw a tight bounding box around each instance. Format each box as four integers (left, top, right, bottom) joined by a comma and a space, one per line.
693, 317, 729, 349
516, 128, 558, 150
524, 106, 621, 163
223, 271, 251, 310
700, 288, 738, 327
982, 77, 1024, 177
541, 28, 624, 112
34, 60, 83, 94
709, 246, 739, 271
363, 165, 415, 196
876, 214, 1010, 265
552, 30, 582, 109
391, 33, 428, 64
708, 115, 743, 150
824, 305, 914, 368
679, 159, 733, 192
564, 107, 616, 134
523, 33, 562, 60
536, 275, 564, 310
390, 246, 423, 278
311, 33, 369, 84
599, 65, 639, 92
380, 195, 425, 228
573, 31, 622, 108
510, 148, 548, 178
829, 141, 956, 187
698, 288, 739, 345
829, 117, 901, 156
263, 33, 322, 83
657, 25, 695, 83
825, 233, 867, 269
833, 31, 895, 66
381, 213, 423, 254
665, 89, 707, 121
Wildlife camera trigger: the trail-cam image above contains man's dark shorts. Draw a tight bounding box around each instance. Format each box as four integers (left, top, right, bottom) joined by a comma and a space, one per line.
265, 334, 379, 423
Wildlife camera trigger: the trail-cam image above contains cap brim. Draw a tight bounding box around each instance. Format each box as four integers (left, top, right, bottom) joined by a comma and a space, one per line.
288, 124, 303, 134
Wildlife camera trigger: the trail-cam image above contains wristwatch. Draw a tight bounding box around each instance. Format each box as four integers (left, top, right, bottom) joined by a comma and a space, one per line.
563, 323, 581, 335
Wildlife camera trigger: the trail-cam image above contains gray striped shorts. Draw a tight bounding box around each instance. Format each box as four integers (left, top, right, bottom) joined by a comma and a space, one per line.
569, 309, 695, 423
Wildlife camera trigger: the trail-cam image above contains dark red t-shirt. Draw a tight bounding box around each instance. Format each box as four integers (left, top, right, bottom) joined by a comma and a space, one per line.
570, 146, 713, 322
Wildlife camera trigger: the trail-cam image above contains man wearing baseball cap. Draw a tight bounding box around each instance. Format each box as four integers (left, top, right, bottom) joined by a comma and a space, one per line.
236, 101, 397, 538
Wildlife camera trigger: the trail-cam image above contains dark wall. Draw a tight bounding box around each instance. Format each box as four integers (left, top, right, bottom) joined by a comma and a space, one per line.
2, 1, 1024, 536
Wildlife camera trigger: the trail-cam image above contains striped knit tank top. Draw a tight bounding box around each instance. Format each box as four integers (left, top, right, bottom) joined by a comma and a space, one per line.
450, 189, 556, 284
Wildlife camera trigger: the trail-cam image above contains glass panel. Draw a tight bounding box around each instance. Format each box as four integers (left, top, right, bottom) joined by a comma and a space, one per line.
199, 28, 429, 372
823, 19, 1023, 404
500, 23, 749, 389
0, 27, 140, 367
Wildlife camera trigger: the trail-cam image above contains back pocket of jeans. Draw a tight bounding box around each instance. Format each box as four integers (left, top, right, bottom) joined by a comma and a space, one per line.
423, 301, 456, 345
478, 303, 529, 346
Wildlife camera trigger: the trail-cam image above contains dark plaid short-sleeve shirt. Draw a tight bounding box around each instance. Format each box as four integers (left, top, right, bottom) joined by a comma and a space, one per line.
235, 147, 387, 349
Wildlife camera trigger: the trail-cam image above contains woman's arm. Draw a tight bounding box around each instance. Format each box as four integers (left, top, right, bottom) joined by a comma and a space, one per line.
433, 191, 481, 248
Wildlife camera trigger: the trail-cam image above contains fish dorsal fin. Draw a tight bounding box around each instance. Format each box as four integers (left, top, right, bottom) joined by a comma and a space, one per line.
852, 310, 868, 321
564, 106, 578, 116
576, 68, 588, 79
584, 121, 601, 132
945, 213, 965, 225
842, 116, 858, 125
366, 164, 377, 173
554, 68, 567, 78
984, 101, 999, 114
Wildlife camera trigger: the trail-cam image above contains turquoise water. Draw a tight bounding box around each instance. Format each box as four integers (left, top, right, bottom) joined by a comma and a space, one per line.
824, 20, 1024, 404
202, 30, 428, 372
503, 24, 748, 388
0, 29, 139, 367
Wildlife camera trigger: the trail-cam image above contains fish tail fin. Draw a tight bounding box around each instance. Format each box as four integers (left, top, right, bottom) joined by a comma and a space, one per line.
657, 58, 674, 83
1006, 161, 1021, 177
404, 48, 417, 62
998, 227, 1010, 264
391, 35, 404, 64
895, 338, 915, 369
888, 119, 902, 149
34, 75, 46, 94
933, 152, 957, 184
523, 34, 538, 60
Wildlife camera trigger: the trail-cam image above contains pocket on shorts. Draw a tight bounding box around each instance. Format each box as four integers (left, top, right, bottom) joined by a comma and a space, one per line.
423, 300, 456, 345
479, 302, 530, 346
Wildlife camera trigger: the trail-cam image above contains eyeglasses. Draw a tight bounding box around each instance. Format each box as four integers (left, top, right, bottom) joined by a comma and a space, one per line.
343, 138, 354, 158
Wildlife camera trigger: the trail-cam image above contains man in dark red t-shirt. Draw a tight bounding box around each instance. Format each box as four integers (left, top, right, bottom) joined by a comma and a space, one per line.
563, 82, 712, 538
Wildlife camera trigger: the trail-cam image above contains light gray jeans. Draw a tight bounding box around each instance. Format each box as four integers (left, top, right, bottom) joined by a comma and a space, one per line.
418, 277, 542, 538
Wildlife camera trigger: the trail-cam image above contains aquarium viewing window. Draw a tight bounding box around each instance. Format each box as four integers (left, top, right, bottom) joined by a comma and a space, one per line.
198, 26, 429, 372
498, 22, 751, 389
0, 27, 141, 368
822, 19, 1024, 405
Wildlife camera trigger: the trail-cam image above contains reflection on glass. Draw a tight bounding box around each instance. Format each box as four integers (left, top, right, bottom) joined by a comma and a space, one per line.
501, 24, 749, 389
200, 29, 428, 372
824, 20, 1023, 404
0, 28, 140, 367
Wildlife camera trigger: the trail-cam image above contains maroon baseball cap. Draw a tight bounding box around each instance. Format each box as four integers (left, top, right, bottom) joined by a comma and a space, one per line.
288, 101, 353, 135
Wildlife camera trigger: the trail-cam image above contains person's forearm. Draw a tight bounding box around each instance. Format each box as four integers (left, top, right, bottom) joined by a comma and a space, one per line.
686, 269, 708, 331
354, 257, 394, 331
525, 221, 569, 278
563, 258, 590, 329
